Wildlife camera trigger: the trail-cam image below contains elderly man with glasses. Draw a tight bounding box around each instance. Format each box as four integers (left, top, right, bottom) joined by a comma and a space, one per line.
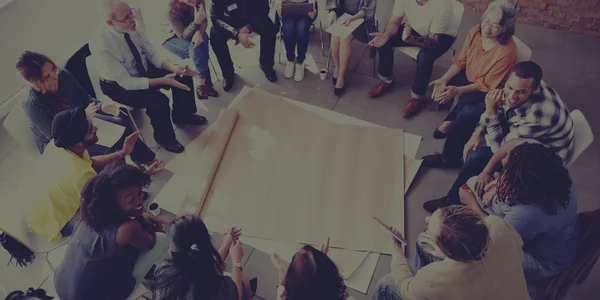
90, 0, 208, 154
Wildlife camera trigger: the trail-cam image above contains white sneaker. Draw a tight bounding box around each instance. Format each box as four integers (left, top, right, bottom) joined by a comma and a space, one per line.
284, 61, 295, 79
293, 62, 305, 82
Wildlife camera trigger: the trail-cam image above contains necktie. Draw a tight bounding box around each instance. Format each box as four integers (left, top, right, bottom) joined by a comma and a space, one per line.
124, 33, 147, 77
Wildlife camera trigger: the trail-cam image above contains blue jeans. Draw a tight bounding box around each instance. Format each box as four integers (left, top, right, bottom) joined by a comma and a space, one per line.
281, 17, 312, 63
373, 240, 443, 300
163, 33, 213, 88
446, 146, 494, 205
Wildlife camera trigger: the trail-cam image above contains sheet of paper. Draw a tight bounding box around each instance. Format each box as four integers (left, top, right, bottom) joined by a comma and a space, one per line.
200, 88, 405, 254
326, 13, 365, 39
345, 252, 380, 294
93, 118, 125, 147
240, 236, 378, 293
240, 237, 368, 279
152, 175, 189, 215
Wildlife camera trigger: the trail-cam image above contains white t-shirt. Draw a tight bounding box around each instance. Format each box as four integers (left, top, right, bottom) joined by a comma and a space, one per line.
392, 0, 458, 37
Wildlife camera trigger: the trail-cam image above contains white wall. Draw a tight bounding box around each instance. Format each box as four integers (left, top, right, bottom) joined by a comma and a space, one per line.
0, 0, 101, 113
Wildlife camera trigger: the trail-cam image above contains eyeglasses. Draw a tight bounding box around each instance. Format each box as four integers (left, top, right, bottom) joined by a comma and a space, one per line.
482, 17, 502, 31
114, 8, 135, 24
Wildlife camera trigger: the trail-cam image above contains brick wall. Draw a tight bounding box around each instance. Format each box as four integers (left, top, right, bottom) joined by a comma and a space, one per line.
459, 0, 600, 38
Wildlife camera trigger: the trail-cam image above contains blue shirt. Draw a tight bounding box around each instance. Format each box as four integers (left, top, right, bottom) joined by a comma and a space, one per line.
480, 186, 579, 274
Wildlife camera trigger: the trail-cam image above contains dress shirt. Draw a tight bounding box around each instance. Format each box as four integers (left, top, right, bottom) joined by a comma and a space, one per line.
90, 14, 166, 90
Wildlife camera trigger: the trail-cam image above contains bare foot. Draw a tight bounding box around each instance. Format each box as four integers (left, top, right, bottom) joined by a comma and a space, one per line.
437, 121, 453, 133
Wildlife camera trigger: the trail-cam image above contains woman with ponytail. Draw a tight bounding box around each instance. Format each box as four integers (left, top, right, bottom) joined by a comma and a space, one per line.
54, 162, 169, 300
151, 215, 253, 300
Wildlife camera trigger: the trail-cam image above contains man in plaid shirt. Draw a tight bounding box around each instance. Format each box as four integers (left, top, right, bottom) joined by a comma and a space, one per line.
422, 61, 575, 213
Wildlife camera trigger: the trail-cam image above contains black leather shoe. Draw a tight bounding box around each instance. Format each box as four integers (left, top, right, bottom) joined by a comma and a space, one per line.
261, 66, 278, 82
158, 140, 185, 153
433, 128, 449, 139
332, 76, 337, 86
423, 196, 451, 213
223, 75, 235, 92
421, 153, 447, 168
334, 86, 345, 96
174, 114, 208, 126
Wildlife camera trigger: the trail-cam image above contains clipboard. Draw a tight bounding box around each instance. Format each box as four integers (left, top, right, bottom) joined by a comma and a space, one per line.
281, 2, 314, 18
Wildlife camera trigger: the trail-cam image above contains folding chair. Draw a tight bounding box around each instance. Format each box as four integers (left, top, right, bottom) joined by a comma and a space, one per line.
568, 110, 594, 166
63, 44, 147, 145
533, 208, 600, 300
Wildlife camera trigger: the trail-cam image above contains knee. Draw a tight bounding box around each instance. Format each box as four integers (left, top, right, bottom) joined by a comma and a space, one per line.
342, 35, 353, 47
416, 52, 434, 68
147, 93, 170, 110
373, 274, 398, 300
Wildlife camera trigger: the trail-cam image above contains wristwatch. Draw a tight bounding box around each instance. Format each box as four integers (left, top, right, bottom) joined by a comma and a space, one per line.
233, 262, 243, 270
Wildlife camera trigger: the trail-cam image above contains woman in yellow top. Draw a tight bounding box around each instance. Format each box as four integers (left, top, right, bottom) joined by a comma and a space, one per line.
430, 0, 518, 139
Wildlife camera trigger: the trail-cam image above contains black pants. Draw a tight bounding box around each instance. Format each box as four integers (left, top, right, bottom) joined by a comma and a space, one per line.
443, 70, 487, 122
377, 25, 455, 96
210, 17, 277, 79
89, 114, 155, 165
100, 64, 197, 144
445, 146, 495, 205
441, 102, 486, 166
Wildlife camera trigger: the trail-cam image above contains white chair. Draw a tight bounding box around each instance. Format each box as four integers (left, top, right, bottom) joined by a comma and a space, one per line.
569, 109, 594, 166
397, 1, 465, 60
0, 190, 70, 272
513, 36, 532, 62
3, 88, 41, 160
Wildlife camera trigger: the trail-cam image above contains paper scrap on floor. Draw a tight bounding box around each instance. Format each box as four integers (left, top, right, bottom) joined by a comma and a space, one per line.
93, 118, 125, 148
242, 236, 379, 294
326, 13, 364, 39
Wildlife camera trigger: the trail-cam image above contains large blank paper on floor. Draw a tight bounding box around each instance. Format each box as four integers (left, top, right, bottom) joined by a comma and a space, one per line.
198, 88, 405, 254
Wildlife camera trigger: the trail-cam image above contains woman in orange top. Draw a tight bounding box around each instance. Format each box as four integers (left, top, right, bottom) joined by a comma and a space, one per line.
430, 0, 518, 138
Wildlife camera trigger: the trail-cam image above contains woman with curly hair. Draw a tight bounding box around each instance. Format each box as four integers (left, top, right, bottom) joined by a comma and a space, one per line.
271, 238, 349, 300
54, 162, 169, 300
462, 139, 579, 280
151, 215, 253, 300
373, 205, 529, 300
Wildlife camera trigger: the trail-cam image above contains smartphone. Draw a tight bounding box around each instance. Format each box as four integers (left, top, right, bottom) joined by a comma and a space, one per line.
372, 217, 408, 246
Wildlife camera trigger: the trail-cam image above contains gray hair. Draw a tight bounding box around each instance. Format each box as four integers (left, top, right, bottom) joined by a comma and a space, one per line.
97, 0, 127, 21
482, 0, 516, 45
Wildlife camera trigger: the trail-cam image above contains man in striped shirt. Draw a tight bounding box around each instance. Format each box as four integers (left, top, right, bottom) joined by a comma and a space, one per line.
422, 61, 575, 213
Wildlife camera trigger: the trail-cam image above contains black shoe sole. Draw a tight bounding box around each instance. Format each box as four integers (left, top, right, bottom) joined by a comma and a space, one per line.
433, 128, 449, 139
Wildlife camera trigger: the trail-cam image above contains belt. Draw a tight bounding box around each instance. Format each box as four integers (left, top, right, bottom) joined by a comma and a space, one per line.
99, 78, 117, 84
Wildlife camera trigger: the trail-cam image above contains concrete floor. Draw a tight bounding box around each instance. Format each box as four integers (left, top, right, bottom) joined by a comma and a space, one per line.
1, 0, 599, 298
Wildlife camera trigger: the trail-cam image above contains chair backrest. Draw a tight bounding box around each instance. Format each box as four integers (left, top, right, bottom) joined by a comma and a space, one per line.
534, 208, 600, 300
569, 109, 593, 166
64, 43, 97, 98
512, 36, 532, 62
3, 88, 41, 160
0, 189, 70, 253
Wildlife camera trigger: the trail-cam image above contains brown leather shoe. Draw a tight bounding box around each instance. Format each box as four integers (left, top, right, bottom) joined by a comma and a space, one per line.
367, 81, 393, 98
401, 97, 421, 118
